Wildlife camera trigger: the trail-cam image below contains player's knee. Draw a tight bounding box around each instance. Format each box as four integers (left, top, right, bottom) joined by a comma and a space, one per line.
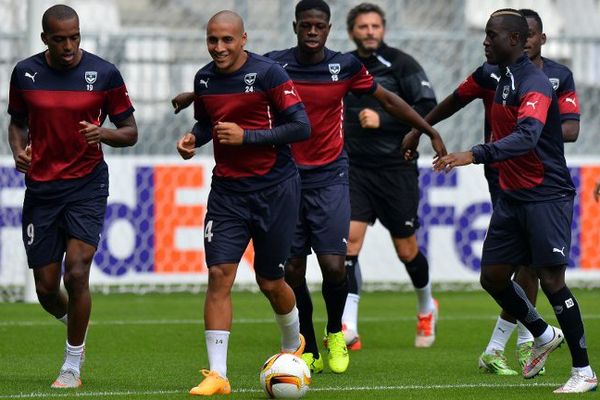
322, 263, 345, 283
284, 260, 306, 288
257, 276, 283, 298
396, 246, 418, 263
538, 270, 565, 296
35, 279, 60, 300
63, 268, 89, 294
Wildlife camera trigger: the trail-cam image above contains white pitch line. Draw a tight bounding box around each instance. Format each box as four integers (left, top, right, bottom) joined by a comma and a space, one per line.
1, 314, 600, 328
0, 382, 563, 399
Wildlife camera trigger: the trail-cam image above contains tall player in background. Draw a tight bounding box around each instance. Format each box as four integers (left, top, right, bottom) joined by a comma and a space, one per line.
174, 11, 309, 396
432, 9, 596, 393
264, 0, 446, 373
7, 4, 137, 388
341, 2, 440, 350
403, 8, 581, 375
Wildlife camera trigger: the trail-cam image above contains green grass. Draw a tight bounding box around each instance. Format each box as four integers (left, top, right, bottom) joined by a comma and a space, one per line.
0, 289, 598, 399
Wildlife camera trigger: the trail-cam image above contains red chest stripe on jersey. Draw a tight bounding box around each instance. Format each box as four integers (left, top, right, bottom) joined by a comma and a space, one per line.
558, 90, 580, 115
499, 154, 544, 191
201, 92, 275, 130
490, 102, 519, 141
291, 80, 349, 166
518, 91, 550, 124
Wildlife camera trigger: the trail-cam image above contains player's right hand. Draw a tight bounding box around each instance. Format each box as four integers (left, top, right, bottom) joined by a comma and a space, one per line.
177, 133, 196, 160
14, 145, 31, 174
172, 92, 194, 114
359, 108, 380, 129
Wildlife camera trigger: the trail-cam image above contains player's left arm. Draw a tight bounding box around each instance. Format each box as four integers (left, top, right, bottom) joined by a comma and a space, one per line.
79, 114, 138, 147
557, 71, 580, 142
370, 85, 446, 157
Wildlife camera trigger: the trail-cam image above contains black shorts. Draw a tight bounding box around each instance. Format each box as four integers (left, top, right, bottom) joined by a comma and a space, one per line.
22, 164, 109, 268
349, 165, 420, 238
204, 174, 301, 280
482, 196, 574, 268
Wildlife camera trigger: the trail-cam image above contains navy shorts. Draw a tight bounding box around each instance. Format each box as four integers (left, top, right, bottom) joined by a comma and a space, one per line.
204, 174, 301, 279
289, 183, 350, 258
22, 165, 109, 269
481, 196, 574, 268
350, 165, 420, 238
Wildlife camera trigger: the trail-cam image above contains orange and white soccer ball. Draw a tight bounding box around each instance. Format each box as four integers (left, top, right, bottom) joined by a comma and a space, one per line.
259, 353, 311, 399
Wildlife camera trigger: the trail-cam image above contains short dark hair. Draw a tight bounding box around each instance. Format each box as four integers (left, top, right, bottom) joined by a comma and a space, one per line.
295, 0, 331, 21
519, 8, 543, 32
490, 8, 529, 46
346, 3, 386, 31
42, 4, 78, 33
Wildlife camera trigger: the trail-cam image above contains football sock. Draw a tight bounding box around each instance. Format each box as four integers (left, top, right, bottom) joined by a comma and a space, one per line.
274, 307, 301, 354
573, 366, 594, 378
342, 293, 360, 333
491, 281, 547, 337
293, 281, 318, 355
415, 281, 435, 315
404, 251, 429, 289
322, 276, 348, 333
546, 286, 589, 367
57, 314, 68, 325
205, 330, 229, 378
345, 256, 362, 294
516, 321, 534, 345
485, 316, 517, 353
62, 341, 84, 374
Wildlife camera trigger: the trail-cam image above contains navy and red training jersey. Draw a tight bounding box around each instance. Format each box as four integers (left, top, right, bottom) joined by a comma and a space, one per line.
194, 52, 305, 192
454, 58, 580, 197
265, 47, 376, 188
8, 50, 134, 182
470, 55, 575, 202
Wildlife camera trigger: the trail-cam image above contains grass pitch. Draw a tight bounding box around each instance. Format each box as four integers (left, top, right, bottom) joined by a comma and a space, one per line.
0, 289, 598, 399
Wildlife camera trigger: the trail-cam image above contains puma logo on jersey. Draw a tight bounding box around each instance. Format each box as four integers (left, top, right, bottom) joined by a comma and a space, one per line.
565, 97, 577, 107
526, 100, 539, 110
552, 246, 565, 256
421, 80, 431, 88
199, 78, 209, 88
25, 72, 38, 82
283, 89, 296, 96
490, 73, 500, 82
282, 63, 288, 69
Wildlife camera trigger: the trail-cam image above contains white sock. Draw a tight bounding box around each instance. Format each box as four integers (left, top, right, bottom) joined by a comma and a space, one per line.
57, 314, 68, 325
415, 282, 435, 315
516, 321, 534, 345
274, 307, 300, 353
485, 317, 517, 354
62, 341, 84, 374
534, 325, 555, 346
205, 330, 229, 378
341, 293, 360, 333
573, 365, 594, 378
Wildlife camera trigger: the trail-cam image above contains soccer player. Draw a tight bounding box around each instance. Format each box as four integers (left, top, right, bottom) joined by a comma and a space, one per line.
406, 9, 581, 374
341, 2, 440, 351
262, 0, 446, 374
7, 5, 137, 388
404, 8, 582, 375
432, 9, 597, 393
175, 11, 310, 396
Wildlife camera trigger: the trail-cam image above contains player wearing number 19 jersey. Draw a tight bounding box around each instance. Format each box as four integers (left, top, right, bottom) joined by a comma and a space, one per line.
7, 4, 137, 388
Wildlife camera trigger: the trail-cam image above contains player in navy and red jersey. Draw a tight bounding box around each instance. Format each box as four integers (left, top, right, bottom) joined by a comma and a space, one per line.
174, 11, 310, 396
404, 9, 584, 376
262, 0, 446, 375
433, 9, 596, 393
7, 5, 137, 389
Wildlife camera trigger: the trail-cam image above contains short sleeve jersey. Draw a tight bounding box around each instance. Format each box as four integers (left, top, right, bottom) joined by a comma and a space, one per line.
265, 47, 376, 187
8, 50, 134, 182
193, 52, 305, 192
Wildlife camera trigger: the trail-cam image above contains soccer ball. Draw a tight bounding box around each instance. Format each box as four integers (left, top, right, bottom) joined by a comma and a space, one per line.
259, 353, 311, 399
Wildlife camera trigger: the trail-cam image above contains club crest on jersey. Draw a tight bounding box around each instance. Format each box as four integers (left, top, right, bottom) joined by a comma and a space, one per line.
85, 71, 97, 84
244, 73, 257, 86
549, 78, 560, 91
328, 63, 340, 82
502, 85, 510, 100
